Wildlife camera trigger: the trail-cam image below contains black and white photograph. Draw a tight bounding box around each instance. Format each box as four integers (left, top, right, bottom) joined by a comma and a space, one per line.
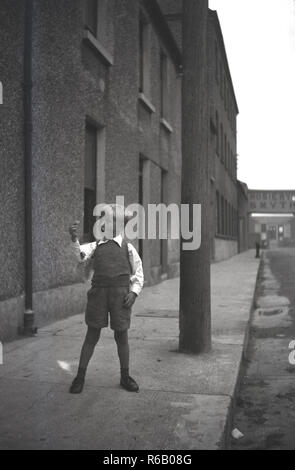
0, 0, 295, 453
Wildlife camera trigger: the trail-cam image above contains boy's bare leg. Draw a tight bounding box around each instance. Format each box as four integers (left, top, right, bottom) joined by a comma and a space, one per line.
114, 330, 139, 392
69, 326, 101, 394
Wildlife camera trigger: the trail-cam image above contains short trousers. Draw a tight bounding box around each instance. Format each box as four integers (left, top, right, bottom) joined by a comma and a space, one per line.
85, 285, 131, 331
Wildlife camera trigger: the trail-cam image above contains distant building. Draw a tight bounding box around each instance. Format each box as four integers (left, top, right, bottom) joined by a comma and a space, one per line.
247, 190, 295, 248
249, 215, 295, 248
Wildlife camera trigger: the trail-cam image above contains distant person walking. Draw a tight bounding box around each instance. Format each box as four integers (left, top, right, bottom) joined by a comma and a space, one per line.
255, 234, 261, 258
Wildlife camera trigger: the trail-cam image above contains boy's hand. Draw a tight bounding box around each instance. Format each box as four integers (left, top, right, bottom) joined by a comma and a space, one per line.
124, 292, 137, 308
69, 221, 80, 242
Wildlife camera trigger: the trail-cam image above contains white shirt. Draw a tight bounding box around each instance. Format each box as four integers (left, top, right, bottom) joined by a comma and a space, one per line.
71, 234, 144, 296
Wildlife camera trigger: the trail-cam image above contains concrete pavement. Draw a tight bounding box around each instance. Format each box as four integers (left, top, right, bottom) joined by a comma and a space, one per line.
0, 250, 260, 450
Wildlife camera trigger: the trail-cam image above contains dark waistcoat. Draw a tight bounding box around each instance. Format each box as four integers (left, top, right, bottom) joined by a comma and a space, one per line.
91, 240, 131, 287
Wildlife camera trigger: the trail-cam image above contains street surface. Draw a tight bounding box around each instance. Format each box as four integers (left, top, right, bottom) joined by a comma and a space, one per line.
232, 247, 295, 450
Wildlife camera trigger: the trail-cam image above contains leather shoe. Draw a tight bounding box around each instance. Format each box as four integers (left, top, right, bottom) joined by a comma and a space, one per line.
120, 375, 139, 392
69, 376, 85, 394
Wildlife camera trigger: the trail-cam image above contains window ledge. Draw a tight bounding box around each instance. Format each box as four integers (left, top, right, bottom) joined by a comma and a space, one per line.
160, 118, 173, 133
83, 30, 114, 66
138, 93, 156, 114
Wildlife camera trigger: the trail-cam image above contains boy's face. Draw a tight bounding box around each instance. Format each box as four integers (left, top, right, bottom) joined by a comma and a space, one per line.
97, 207, 124, 240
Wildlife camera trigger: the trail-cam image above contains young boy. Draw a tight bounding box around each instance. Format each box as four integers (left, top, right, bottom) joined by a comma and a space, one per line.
69, 204, 144, 394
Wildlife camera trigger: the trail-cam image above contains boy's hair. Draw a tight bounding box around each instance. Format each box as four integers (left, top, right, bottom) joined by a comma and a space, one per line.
100, 203, 133, 228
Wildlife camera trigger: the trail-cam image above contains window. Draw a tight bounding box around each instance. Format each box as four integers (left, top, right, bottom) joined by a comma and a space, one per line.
218, 197, 237, 238
215, 42, 219, 83
160, 50, 169, 120
224, 132, 226, 166
216, 191, 220, 234
84, 123, 97, 243
220, 124, 223, 162
84, 0, 114, 65
231, 150, 234, 179
216, 111, 219, 155
230, 104, 233, 131
85, 0, 98, 36
232, 155, 235, 179
224, 76, 227, 109
229, 204, 232, 236
225, 200, 228, 236
224, 135, 227, 170
160, 169, 168, 274
221, 196, 225, 235
233, 113, 236, 135
139, 17, 144, 93
219, 62, 223, 97
96, 0, 108, 45
234, 154, 237, 179
224, 82, 227, 110
83, 121, 105, 243
139, 13, 151, 98
231, 104, 234, 131
85, 0, 108, 41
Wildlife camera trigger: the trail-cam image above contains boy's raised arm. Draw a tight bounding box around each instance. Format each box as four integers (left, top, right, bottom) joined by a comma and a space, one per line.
69, 221, 96, 264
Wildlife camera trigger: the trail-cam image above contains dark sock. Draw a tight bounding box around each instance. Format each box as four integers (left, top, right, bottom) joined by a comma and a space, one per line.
115, 330, 130, 375
121, 367, 129, 378
76, 367, 86, 380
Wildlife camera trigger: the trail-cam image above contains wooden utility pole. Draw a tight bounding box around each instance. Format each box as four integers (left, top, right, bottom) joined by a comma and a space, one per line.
179, 0, 211, 353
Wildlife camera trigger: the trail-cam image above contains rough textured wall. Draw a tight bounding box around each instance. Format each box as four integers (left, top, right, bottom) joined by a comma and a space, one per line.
0, 0, 25, 301
31, 0, 108, 292
214, 239, 238, 262
106, 0, 139, 207
30, 0, 182, 291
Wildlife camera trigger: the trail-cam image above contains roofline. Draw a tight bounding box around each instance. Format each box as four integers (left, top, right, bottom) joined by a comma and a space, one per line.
238, 179, 248, 188
209, 9, 239, 114
237, 180, 249, 199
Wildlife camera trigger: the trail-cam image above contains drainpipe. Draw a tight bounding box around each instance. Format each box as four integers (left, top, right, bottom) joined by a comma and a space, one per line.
22, 0, 36, 335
